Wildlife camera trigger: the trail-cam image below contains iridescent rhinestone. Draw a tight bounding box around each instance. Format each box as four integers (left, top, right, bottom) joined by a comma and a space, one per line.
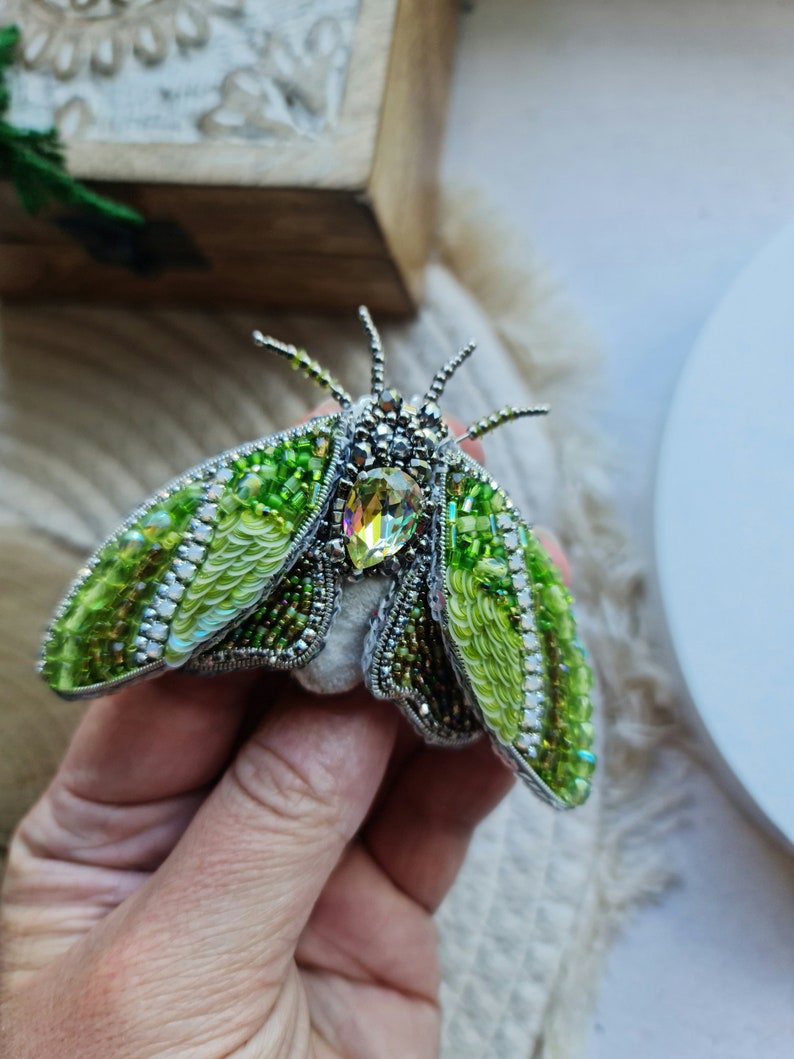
342, 468, 423, 570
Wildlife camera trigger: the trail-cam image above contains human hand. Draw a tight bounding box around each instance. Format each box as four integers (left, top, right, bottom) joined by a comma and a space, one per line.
0, 420, 569, 1059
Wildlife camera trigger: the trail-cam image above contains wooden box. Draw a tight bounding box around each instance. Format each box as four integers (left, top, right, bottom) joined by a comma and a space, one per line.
0, 0, 458, 314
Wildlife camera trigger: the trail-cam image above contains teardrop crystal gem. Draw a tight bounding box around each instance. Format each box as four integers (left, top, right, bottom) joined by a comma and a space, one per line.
342, 468, 423, 570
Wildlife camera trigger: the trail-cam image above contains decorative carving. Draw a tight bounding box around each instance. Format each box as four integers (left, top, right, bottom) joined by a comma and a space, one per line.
3, 0, 362, 145
2, 0, 244, 80
198, 17, 348, 140
54, 95, 94, 139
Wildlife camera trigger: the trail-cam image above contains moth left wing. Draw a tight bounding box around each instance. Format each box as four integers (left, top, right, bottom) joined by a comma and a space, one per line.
436, 452, 596, 808
185, 550, 338, 674
41, 414, 348, 699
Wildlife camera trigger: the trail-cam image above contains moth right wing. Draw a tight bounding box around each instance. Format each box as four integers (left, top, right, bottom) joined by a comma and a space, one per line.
435, 451, 596, 809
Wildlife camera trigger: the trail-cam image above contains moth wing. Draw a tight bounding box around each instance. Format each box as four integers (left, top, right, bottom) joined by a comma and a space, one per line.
42, 414, 348, 699
364, 549, 479, 744
185, 550, 338, 674
437, 452, 596, 808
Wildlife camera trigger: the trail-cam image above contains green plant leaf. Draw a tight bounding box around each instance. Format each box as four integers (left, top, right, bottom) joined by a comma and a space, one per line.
0, 23, 144, 226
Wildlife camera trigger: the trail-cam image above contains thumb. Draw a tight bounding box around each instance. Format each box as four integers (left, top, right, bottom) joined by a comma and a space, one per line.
118, 684, 397, 1024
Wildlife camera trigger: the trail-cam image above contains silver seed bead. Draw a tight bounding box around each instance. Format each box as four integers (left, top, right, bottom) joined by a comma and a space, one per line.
147, 621, 169, 642
155, 598, 177, 619
173, 560, 196, 582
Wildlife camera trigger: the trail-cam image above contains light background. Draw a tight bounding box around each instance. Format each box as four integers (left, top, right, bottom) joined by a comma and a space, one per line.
442, 2, 794, 1056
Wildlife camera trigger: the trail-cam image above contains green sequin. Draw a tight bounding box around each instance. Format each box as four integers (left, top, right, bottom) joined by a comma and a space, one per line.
444, 471, 524, 743
42, 418, 340, 696
197, 554, 323, 663
42, 481, 203, 693
165, 426, 337, 666
443, 462, 596, 807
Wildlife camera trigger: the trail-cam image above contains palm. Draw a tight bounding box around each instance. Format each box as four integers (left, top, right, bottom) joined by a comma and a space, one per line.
290, 843, 442, 1058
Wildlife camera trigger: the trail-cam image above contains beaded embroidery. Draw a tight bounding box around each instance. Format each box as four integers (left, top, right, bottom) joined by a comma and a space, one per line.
41, 310, 595, 809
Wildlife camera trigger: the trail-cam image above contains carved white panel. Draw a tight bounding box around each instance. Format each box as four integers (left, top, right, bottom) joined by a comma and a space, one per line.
2, 0, 361, 145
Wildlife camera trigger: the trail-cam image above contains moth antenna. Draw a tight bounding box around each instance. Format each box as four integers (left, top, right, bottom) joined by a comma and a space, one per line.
457, 404, 550, 442
358, 305, 385, 396
424, 339, 477, 404
252, 332, 353, 408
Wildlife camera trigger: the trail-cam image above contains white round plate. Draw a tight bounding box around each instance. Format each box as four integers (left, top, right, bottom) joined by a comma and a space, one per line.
656, 223, 794, 849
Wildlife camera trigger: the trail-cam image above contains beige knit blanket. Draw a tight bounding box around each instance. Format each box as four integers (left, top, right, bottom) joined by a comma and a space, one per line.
0, 203, 679, 1058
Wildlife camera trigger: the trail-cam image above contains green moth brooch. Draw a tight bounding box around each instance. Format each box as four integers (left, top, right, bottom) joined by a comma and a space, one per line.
41, 310, 595, 809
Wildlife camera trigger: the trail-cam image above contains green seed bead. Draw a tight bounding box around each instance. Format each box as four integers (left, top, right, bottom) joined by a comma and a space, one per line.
555, 613, 574, 641
50, 634, 82, 664
565, 777, 591, 806
569, 664, 594, 694
568, 694, 592, 722
573, 721, 595, 748
117, 529, 146, 559
236, 472, 263, 501
80, 580, 115, 613
543, 584, 569, 615
141, 509, 172, 539
572, 749, 597, 778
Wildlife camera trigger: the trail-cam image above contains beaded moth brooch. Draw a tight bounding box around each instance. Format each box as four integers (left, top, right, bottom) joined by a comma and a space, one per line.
41, 310, 595, 809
